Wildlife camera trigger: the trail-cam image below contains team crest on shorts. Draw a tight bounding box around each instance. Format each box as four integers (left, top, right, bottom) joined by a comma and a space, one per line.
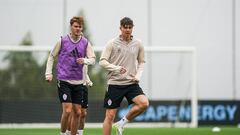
107, 99, 112, 106
63, 94, 67, 101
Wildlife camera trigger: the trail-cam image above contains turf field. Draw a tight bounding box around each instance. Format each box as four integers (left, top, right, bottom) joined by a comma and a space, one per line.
0, 127, 239, 135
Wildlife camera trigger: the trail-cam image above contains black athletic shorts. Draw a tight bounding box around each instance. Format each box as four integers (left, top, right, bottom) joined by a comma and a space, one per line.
103, 84, 144, 109
57, 80, 88, 108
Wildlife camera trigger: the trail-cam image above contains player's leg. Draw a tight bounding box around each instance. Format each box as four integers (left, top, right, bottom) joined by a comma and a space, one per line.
57, 81, 73, 135
77, 85, 88, 135
71, 84, 87, 135
114, 84, 149, 130
125, 84, 149, 121
113, 95, 148, 135
66, 109, 85, 135
125, 94, 149, 120
103, 85, 124, 135
60, 103, 72, 134
78, 108, 87, 135
103, 109, 118, 135
71, 104, 82, 135
66, 111, 74, 135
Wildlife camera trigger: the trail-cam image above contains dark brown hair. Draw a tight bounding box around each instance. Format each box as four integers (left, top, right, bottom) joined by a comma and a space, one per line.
70, 16, 84, 26
120, 17, 134, 26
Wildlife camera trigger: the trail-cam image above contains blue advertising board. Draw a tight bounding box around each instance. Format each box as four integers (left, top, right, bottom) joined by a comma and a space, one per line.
117, 100, 240, 125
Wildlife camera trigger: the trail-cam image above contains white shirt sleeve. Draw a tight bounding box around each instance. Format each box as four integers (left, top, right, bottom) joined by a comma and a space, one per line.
135, 43, 145, 81
99, 42, 121, 73
45, 41, 61, 76
83, 42, 96, 65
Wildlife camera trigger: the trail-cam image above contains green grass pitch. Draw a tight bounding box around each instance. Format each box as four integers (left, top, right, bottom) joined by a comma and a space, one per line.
0, 127, 239, 135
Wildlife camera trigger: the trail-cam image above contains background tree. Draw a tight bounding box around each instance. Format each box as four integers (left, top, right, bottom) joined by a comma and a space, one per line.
0, 32, 56, 100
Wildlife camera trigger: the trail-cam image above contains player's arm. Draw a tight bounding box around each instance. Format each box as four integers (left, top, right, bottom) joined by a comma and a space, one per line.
99, 42, 125, 74
86, 74, 93, 87
76, 42, 96, 65
131, 44, 145, 82
45, 41, 61, 82
83, 65, 93, 87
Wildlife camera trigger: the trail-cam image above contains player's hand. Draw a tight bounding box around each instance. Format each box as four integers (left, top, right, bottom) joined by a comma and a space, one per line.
45, 74, 53, 82
130, 74, 139, 83
86, 81, 93, 87
76, 58, 84, 64
120, 67, 126, 74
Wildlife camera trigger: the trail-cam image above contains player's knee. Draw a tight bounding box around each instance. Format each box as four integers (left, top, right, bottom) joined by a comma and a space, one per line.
75, 110, 82, 117
139, 100, 149, 111
105, 113, 115, 121
63, 108, 72, 116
